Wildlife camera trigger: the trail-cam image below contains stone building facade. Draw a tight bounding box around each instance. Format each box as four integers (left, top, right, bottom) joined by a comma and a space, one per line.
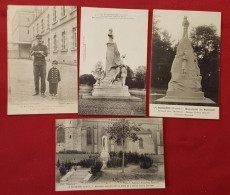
8, 6, 77, 65
56, 119, 164, 155
8, 7, 34, 58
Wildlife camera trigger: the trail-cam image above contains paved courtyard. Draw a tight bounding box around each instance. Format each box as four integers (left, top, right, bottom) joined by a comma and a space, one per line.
8, 59, 78, 114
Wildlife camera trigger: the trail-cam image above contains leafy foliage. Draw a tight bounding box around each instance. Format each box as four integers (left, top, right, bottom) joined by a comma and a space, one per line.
107, 119, 141, 145
79, 74, 96, 86
190, 25, 220, 103
133, 66, 147, 89
151, 15, 220, 104
106, 119, 141, 173
58, 161, 76, 176
56, 159, 60, 168
58, 150, 97, 154
140, 156, 153, 169
151, 14, 176, 89
107, 157, 128, 168
90, 160, 103, 176
76, 158, 95, 168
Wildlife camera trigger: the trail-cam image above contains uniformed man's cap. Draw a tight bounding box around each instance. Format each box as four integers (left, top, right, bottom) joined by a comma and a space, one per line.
36, 34, 42, 39
52, 60, 58, 65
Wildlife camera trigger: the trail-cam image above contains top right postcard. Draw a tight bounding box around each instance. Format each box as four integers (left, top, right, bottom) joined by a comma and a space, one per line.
149, 10, 221, 119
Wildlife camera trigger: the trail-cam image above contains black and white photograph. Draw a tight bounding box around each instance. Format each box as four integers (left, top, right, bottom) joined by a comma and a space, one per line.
55, 118, 165, 191
150, 10, 221, 119
7, 5, 78, 114
79, 7, 148, 116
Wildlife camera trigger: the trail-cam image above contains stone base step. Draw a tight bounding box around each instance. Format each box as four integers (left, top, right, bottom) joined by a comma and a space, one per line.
155, 96, 216, 106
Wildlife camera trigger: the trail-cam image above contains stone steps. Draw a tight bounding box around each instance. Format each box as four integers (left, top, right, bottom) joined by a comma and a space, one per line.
66, 169, 89, 183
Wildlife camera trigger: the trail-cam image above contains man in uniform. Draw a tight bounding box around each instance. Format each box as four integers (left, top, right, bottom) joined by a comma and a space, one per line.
31, 34, 48, 97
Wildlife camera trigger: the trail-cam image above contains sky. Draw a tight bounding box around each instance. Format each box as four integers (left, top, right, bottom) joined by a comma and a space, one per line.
80, 7, 148, 75
153, 9, 221, 44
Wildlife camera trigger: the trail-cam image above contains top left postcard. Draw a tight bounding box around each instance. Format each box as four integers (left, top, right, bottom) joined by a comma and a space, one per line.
7, 5, 78, 115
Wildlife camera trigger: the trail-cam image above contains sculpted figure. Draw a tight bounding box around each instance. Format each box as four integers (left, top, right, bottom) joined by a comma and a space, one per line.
92, 61, 105, 85
182, 16, 189, 38
104, 29, 121, 83
181, 52, 188, 74
120, 55, 127, 86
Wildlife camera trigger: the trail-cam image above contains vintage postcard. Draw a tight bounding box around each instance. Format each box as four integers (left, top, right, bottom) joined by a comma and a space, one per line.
7, 5, 78, 114
55, 118, 165, 191
79, 7, 148, 116
150, 10, 221, 119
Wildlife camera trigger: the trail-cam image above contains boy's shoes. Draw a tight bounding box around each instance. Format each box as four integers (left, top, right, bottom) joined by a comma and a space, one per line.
41, 93, 46, 98
32, 93, 39, 96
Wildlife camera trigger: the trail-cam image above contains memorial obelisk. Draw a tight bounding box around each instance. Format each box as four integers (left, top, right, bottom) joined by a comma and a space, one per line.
156, 16, 215, 105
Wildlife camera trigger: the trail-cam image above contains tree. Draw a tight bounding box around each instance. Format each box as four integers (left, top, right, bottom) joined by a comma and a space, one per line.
79, 74, 96, 86
151, 14, 176, 89
190, 25, 220, 103
134, 65, 146, 89
106, 119, 141, 173
123, 65, 134, 88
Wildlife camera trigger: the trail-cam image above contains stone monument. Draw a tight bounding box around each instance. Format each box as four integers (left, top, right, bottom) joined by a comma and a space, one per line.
100, 135, 110, 169
91, 29, 131, 97
155, 16, 215, 105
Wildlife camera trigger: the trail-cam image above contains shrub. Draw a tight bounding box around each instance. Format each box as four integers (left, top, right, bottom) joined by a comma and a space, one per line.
107, 157, 127, 168
118, 151, 123, 158
58, 150, 88, 154
140, 156, 153, 169
56, 159, 60, 168
91, 160, 103, 176
59, 165, 67, 176
79, 74, 96, 86
77, 158, 95, 168
109, 151, 117, 158
126, 152, 140, 164
58, 160, 78, 176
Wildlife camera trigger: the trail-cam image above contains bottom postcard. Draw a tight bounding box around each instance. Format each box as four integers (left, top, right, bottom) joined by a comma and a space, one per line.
55, 118, 165, 191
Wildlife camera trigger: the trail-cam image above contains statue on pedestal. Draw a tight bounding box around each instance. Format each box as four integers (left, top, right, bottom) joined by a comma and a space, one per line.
100, 135, 110, 169
163, 16, 208, 101
182, 16, 189, 38
91, 29, 131, 97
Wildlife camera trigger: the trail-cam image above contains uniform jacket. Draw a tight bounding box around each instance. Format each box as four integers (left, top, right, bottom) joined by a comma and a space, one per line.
47, 67, 61, 83
31, 44, 48, 66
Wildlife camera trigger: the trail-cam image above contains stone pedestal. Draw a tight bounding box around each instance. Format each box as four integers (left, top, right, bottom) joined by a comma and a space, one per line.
100, 135, 110, 169
92, 85, 130, 97
100, 150, 110, 169
155, 90, 215, 105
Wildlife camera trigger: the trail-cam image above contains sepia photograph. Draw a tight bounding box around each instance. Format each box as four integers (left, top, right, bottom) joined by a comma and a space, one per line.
149, 10, 221, 119
79, 7, 148, 116
7, 5, 78, 114
55, 118, 165, 191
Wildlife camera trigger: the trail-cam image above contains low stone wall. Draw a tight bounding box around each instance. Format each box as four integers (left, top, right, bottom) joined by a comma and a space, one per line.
56, 153, 99, 163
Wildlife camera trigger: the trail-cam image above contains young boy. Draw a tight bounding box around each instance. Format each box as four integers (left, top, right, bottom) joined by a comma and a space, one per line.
47, 60, 61, 96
